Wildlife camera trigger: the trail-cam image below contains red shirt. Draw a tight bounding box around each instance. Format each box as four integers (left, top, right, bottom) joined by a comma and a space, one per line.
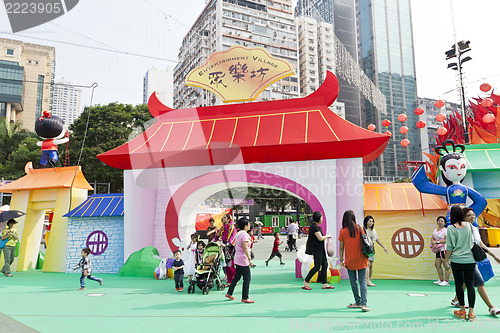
41, 139, 58, 151
338, 226, 368, 270
272, 238, 280, 252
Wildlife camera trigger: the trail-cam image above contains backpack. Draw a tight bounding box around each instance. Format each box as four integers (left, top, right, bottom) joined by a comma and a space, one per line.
358, 225, 375, 257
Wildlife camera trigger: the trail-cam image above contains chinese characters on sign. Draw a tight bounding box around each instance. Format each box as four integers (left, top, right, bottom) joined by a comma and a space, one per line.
185, 45, 295, 103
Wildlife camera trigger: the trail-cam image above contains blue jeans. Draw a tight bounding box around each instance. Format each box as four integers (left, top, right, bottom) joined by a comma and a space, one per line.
80, 273, 101, 288
347, 268, 367, 307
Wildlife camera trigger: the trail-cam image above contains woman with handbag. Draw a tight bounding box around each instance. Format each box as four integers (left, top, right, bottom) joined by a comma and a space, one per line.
1, 219, 19, 277
431, 216, 450, 286
302, 211, 334, 290
443, 206, 477, 321
363, 215, 388, 287
339, 210, 370, 312
215, 214, 236, 287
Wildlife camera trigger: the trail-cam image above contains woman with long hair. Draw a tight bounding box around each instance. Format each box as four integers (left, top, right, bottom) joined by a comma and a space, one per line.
363, 215, 388, 287
302, 211, 334, 290
339, 210, 369, 311
443, 205, 476, 321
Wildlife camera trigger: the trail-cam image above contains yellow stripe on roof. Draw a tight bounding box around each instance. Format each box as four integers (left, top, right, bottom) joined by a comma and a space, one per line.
205, 120, 216, 149
182, 121, 195, 151
110, 197, 123, 216
254, 116, 261, 146
89, 198, 104, 217
80, 197, 96, 217
485, 150, 498, 168
100, 197, 115, 217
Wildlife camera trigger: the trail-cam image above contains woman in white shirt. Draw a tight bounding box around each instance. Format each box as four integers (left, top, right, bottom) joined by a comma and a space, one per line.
431, 216, 450, 286
363, 215, 388, 287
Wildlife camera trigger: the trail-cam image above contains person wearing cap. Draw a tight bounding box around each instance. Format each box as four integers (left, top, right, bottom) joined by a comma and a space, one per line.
1, 219, 19, 277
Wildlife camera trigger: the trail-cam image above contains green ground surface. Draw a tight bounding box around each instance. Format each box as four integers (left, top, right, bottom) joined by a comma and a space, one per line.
0, 261, 499, 333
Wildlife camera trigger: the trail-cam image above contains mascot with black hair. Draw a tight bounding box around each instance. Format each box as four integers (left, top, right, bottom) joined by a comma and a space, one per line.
411, 139, 486, 226
35, 111, 69, 168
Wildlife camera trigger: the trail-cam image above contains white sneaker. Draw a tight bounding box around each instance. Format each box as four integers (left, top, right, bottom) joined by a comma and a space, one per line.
433, 280, 443, 284
438, 281, 450, 286
490, 306, 500, 316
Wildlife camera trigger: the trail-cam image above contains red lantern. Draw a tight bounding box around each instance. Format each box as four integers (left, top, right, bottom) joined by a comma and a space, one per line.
400, 139, 410, 147
382, 119, 391, 127
435, 113, 446, 122
435, 100, 445, 108
367, 124, 376, 131
483, 113, 495, 123
480, 83, 492, 92
437, 127, 448, 136
399, 126, 409, 134
384, 131, 392, 136
414, 107, 424, 116
480, 98, 493, 108
416, 120, 426, 128
397, 114, 407, 122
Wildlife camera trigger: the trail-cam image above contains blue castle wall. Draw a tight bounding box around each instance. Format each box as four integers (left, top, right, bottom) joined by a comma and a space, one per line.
65, 216, 124, 274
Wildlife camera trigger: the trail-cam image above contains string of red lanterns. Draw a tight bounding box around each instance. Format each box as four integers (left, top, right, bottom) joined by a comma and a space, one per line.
398, 113, 410, 147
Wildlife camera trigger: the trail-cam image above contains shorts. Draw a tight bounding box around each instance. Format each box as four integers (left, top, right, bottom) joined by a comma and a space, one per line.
270, 250, 282, 259
435, 251, 446, 259
40, 150, 58, 165
368, 254, 375, 262
474, 266, 484, 287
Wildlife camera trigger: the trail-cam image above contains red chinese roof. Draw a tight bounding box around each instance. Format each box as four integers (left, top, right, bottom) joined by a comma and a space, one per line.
98, 71, 390, 170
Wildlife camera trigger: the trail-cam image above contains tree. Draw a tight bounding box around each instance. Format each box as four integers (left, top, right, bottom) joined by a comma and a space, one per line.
0, 119, 39, 179
68, 103, 154, 193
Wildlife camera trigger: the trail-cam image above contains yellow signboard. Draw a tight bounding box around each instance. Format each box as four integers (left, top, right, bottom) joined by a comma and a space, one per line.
185, 45, 295, 103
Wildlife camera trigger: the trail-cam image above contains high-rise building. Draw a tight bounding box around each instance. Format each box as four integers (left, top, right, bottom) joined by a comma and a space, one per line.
297, 0, 362, 125
0, 38, 55, 131
174, 0, 299, 109
143, 67, 173, 106
51, 81, 82, 126
357, 0, 420, 177
296, 16, 345, 117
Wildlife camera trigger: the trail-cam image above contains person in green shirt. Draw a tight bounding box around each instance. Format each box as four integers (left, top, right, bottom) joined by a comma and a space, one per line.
443, 206, 476, 321
1, 219, 19, 277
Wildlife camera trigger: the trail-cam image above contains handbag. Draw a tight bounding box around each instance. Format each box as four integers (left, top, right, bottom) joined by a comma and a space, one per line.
325, 238, 335, 257
471, 243, 487, 262
469, 224, 487, 262
359, 225, 375, 257
0, 237, 8, 250
477, 258, 495, 283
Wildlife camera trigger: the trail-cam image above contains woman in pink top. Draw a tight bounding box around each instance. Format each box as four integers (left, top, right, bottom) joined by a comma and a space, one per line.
225, 218, 255, 303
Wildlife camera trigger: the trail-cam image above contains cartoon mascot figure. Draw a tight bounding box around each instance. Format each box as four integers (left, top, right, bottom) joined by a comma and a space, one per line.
35, 111, 69, 167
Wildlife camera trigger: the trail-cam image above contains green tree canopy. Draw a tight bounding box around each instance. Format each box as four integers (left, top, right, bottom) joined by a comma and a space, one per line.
0, 119, 38, 179
68, 103, 154, 193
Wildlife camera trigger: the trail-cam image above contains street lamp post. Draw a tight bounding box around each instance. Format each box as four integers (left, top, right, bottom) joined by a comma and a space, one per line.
445, 40, 471, 144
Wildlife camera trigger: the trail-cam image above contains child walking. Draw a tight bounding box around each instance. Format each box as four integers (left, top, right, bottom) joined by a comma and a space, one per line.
73, 247, 102, 291
172, 250, 184, 292
265, 232, 285, 266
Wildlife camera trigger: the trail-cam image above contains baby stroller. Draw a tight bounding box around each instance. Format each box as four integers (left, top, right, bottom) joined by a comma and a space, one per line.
187, 242, 225, 295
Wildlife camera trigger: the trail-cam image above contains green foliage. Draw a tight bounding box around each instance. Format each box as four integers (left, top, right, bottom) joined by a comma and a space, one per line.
68, 103, 154, 193
0, 119, 39, 179
393, 177, 411, 183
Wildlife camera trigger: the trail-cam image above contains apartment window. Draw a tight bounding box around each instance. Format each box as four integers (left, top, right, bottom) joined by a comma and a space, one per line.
271, 216, 279, 227
6, 49, 14, 56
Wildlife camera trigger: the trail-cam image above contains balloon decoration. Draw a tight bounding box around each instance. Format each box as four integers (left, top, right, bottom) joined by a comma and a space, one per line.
436, 113, 446, 122
397, 114, 409, 148
34, 111, 69, 167
483, 113, 495, 124
437, 127, 448, 136
480, 83, 492, 92
416, 120, 426, 129
434, 100, 445, 108
381, 119, 391, 137
367, 124, 376, 131
411, 139, 486, 225
480, 98, 493, 108
414, 107, 424, 116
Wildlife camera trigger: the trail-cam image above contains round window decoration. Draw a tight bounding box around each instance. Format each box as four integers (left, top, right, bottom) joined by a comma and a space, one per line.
86, 230, 108, 256
391, 228, 424, 259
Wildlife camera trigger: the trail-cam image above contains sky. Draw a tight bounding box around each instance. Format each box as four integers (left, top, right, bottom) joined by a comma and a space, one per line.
0, 0, 499, 111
